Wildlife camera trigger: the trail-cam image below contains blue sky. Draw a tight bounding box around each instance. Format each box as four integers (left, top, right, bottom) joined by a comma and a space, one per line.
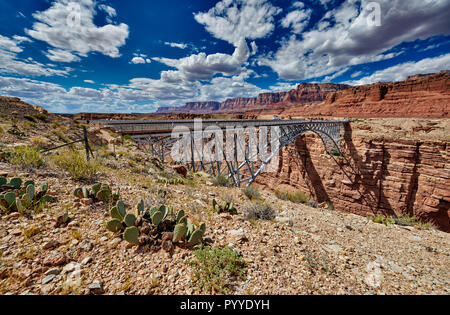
0, 0, 449, 113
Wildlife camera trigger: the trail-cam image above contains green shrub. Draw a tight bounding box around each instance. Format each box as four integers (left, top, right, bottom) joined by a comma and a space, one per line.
123, 135, 135, 142
242, 186, 261, 200
393, 215, 432, 230
369, 216, 396, 226
211, 175, 229, 187
9, 146, 44, 168
275, 189, 309, 204
49, 149, 100, 180
187, 246, 246, 294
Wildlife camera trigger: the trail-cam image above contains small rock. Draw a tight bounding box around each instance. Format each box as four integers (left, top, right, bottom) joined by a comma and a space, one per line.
10, 229, 22, 236
44, 268, 60, 276
68, 221, 79, 228
79, 239, 93, 251
227, 229, 246, 240
100, 236, 108, 242
43, 240, 60, 250
81, 257, 92, 266
43, 253, 67, 267
110, 238, 121, 246
41, 274, 56, 285
172, 165, 187, 177
409, 235, 423, 242
88, 280, 104, 295
62, 262, 81, 274
275, 217, 293, 227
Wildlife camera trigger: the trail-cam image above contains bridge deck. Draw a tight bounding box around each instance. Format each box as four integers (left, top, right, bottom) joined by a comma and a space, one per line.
98, 119, 349, 134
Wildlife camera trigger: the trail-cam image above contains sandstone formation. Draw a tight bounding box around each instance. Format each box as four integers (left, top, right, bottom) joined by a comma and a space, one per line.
307, 70, 450, 118
155, 83, 349, 114
257, 124, 450, 232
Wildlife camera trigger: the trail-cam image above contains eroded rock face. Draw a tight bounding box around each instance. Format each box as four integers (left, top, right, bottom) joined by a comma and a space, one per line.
257, 124, 450, 232
315, 70, 450, 118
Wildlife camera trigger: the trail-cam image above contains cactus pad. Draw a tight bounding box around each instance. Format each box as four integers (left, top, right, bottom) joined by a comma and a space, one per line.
106, 219, 122, 233
123, 226, 140, 245
188, 229, 203, 247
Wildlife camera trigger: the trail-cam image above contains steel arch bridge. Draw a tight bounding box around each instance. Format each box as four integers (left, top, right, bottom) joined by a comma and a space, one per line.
100, 119, 349, 187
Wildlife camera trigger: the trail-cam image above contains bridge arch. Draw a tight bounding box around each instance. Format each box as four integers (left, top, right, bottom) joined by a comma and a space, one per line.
101, 119, 348, 187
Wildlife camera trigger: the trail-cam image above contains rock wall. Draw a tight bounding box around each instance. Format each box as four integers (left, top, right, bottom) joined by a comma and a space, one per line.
313, 70, 450, 118
257, 123, 450, 231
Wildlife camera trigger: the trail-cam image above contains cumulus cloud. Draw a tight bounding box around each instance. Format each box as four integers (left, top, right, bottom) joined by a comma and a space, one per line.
45, 49, 81, 63
164, 42, 188, 49
260, 0, 450, 80
194, 0, 281, 45
347, 53, 450, 85
0, 35, 70, 77
153, 38, 250, 81
25, 0, 129, 61
281, 5, 311, 34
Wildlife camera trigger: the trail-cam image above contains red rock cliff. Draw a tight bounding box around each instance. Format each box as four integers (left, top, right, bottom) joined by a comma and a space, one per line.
314, 70, 450, 118
257, 124, 450, 232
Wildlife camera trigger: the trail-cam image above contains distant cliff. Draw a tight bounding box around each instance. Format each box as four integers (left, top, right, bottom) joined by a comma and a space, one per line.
157, 83, 349, 114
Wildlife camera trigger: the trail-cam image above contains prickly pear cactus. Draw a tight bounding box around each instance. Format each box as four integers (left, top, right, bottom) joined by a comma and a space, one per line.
123, 226, 140, 245
188, 229, 203, 247
173, 223, 188, 243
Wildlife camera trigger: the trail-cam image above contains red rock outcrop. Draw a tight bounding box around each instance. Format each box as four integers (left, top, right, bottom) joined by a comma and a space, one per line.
305, 70, 450, 118
257, 123, 450, 231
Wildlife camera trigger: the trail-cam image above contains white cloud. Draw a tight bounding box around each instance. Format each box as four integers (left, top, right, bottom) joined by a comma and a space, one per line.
84, 79, 95, 84
45, 49, 81, 62
194, 0, 281, 45
347, 54, 450, 85
153, 38, 250, 81
260, 0, 450, 80
164, 42, 188, 49
25, 0, 129, 61
0, 35, 70, 77
281, 6, 311, 34
131, 57, 146, 64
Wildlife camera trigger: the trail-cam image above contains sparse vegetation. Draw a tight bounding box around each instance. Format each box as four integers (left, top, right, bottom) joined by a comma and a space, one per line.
244, 202, 276, 221
211, 175, 229, 187
243, 186, 261, 200
368, 214, 432, 230
275, 189, 309, 204
9, 146, 44, 168
49, 149, 100, 180
187, 246, 246, 294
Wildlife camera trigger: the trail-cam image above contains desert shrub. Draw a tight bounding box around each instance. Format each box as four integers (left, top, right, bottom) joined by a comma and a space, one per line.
31, 137, 48, 149
275, 189, 309, 204
211, 175, 229, 187
187, 246, 246, 294
24, 115, 37, 123
34, 113, 48, 122
369, 216, 396, 226
244, 202, 276, 221
242, 186, 261, 200
123, 135, 135, 142
49, 149, 100, 180
393, 215, 433, 230
9, 146, 44, 168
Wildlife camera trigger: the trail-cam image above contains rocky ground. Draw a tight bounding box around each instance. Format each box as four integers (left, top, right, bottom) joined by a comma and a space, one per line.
0, 110, 448, 295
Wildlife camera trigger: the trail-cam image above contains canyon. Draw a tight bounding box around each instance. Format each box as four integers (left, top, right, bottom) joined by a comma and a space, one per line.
257, 123, 449, 232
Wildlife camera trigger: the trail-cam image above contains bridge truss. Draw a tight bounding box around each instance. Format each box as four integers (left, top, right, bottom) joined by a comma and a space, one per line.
102, 119, 348, 187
